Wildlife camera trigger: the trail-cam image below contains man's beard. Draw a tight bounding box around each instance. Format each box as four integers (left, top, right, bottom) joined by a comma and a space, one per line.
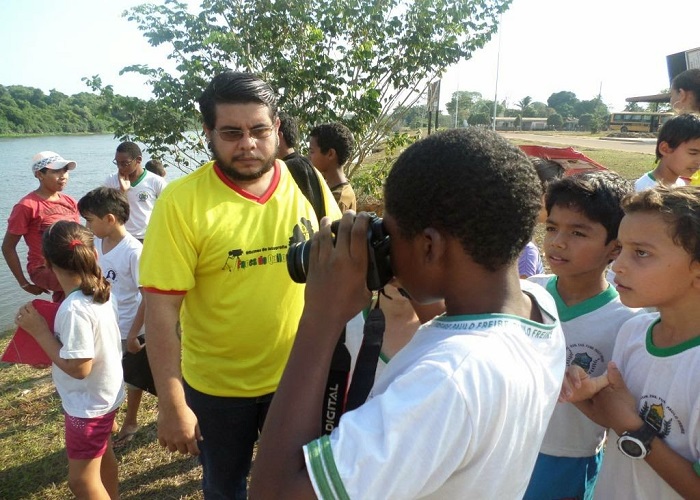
212, 141, 277, 182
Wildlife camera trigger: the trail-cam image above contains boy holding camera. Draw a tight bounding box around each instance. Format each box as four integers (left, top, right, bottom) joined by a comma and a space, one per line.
251, 128, 566, 498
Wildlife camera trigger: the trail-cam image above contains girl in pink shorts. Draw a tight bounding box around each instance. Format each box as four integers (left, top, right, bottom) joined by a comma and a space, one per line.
15, 220, 125, 499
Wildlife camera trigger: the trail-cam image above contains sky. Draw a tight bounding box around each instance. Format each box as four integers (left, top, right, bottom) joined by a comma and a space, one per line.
1, 0, 698, 113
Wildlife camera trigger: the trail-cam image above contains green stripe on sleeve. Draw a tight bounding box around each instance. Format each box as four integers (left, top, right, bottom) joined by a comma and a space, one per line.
306, 436, 351, 500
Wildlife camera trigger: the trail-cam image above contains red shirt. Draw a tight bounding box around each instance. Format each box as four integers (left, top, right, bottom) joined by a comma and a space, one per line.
7, 192, 79, 272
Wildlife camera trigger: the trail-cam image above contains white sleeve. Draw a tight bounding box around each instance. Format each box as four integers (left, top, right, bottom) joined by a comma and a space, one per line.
104, 174, 118, 188
304, 363, 470, 499
56, 302, 96, 360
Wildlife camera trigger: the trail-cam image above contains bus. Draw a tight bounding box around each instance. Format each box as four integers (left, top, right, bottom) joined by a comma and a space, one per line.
609, 112, 674, 133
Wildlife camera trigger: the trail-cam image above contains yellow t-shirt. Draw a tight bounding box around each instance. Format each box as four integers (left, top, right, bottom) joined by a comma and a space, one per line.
140, 160, 341, 397
690, 170, 700, 186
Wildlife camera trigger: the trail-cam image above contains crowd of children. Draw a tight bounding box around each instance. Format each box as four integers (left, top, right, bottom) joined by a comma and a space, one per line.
5, 109, 700, 499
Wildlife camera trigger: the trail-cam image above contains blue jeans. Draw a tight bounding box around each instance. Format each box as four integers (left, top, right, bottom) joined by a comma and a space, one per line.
184, 380, 273, 500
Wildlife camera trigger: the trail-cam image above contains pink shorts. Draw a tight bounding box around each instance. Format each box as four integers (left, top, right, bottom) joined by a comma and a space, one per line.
64, 409, 117, 460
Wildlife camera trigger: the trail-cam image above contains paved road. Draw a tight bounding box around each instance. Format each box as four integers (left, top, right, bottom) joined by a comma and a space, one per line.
499, 132, 655, 155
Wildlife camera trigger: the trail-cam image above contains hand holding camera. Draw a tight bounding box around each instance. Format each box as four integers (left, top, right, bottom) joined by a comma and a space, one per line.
287, 211, 393, 291
289, 212, 392, 326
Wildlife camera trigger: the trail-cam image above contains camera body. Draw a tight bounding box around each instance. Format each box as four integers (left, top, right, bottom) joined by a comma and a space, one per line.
287, 213, 393, 291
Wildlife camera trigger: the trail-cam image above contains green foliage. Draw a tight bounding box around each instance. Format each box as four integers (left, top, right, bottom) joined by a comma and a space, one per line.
547, 91, 578, 119
352, 132, 416, 204
0, 84, 117, 135
110, 0, 512, 173
547, 113, 564, 130
514, 114, 522, 129
392, 104, 429, 129
445, 90, 483, 124
516, 96, 532, 114
468, 112, 490, 126
529, 101, 549, 118
578, 113, 594, 130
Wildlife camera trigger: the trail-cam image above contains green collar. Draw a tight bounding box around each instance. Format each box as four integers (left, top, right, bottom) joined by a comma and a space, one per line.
131, 168, 148, 187
545, 276, 618, 322
646, 317, 700, 356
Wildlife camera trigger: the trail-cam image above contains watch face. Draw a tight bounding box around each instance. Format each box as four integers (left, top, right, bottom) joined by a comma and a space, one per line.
618, 436, 647, 458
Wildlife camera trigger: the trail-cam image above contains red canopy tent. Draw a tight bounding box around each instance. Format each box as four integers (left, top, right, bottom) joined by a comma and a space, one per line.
519, 145, 608, 176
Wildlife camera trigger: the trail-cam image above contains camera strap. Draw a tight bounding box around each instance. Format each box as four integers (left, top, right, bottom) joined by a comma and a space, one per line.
322, 329, 351, 434
345, 303, 385, 412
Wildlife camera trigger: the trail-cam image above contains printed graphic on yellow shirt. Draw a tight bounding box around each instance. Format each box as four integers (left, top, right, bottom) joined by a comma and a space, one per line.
220, 217, 316, 272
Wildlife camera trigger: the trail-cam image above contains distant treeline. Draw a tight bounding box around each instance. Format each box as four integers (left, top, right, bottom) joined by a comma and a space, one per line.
0, 85, 140, 135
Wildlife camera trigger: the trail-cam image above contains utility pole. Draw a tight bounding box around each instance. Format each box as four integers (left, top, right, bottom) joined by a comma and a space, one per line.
454, 92, 459, 128
492, 13, 503, 131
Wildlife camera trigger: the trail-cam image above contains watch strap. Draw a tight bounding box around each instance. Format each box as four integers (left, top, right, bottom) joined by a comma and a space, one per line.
626, 421, 658, 443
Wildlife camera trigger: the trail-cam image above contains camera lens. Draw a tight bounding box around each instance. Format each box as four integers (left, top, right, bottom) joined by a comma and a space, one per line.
285, 213, 392, 290
287, 240, 311, 284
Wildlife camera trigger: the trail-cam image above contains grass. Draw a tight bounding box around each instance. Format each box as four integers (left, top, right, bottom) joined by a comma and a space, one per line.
0, 138, 654, 499
0, 328, 204, 499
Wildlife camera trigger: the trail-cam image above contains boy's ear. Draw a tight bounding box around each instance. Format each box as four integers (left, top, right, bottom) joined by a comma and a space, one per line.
105, 214, 117, 225
690, 260, 700, 291
607, 239, 621, 262
421, 227, 446, 264
658, 141, 675, 156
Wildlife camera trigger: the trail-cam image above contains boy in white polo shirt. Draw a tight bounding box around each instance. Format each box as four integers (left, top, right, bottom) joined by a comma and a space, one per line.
634, 113, 700, 192
524, 171, 641, 500
562, 185, 700, 498
251, 128, 566, 498
104, 141, 166, 242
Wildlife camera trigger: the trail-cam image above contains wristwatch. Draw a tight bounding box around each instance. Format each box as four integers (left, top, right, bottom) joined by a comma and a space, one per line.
617, 422, 657, 459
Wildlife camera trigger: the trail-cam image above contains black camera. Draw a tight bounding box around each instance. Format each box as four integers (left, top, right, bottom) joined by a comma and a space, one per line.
287, 213, 393, 291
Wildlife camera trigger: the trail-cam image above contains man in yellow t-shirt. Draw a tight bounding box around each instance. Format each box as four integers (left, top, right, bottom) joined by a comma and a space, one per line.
140, 71, 340, 500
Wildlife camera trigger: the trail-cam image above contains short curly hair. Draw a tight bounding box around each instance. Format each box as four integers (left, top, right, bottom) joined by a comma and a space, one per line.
384, 128, 542, 271
622, 185, 700, 263
309, 122, 355, 166
545, 170, 633, 244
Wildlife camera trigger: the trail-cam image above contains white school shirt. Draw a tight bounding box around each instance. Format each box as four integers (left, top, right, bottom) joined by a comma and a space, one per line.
52, 290, 125, 418
96, 233, 144, 340
304, 280, 566, 499
104, 170, 166, 239
634, 172, 686, 192
529, 275, 641, 457
594, 313, 700, 500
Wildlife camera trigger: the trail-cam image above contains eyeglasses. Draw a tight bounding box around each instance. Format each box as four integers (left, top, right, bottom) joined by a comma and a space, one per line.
213, 126, 274, 143
113, 159, 135, 168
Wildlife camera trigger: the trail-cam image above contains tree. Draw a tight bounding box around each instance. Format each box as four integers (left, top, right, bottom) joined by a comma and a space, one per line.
578, 113, 594, 131
547, 113, 563, 130
547, 91, 578, 119
391, 104, 428, 129
103, 0, 512, 175
516, 96, 532, 113
445, 90, 483, 125
0, 84, 116, 135
468, 112, 490, 126
529, 101, 549, 118
624, 102, 643, 112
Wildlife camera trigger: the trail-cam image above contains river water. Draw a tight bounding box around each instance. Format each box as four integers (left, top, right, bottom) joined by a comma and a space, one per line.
0, 134, 191, 331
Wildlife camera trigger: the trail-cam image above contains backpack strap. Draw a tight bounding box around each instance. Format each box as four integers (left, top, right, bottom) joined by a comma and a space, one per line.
286, 157, 326, 220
